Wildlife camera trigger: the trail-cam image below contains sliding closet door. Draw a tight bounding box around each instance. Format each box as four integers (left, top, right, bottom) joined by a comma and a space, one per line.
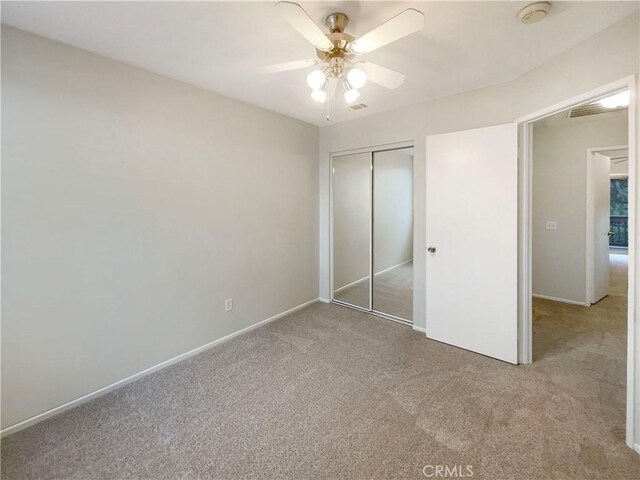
333, 152, 371, 309
372, 149, 414, 321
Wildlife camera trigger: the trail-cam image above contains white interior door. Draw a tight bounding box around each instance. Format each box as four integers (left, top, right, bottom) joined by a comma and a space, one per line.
592, 152, 611, 303
426, 124, 518, 364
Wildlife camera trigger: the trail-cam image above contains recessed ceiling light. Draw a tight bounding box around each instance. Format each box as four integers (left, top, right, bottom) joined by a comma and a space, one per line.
518, 2, 552, 24
599, 91, 630, 109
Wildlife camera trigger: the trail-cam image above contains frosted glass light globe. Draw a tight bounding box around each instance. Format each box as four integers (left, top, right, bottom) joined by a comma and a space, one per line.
306, 70, 326, 91
311, 89, 327, 103
347, 68, 367, 89
344, 88, 360, 104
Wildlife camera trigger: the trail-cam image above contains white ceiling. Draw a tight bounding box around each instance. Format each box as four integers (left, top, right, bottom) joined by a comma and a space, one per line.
2, 1, 638, 126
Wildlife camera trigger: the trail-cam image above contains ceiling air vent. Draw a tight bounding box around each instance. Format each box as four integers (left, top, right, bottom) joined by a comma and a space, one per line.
349, 103, 368, 111
568, 104, 627, 118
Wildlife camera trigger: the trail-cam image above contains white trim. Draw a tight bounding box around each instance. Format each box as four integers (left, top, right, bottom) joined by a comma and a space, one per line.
412, 325, 427, 334
318, 297, 331, 303
586, 144, 629, 305
518, 122, 534, 365
330, 140, 414, 158
627, 74, 638, 454
0, 298, 320, 438
634, 443, 640, 455
368, 150, 374, 311
518, 75, 637, 452
532, 293, 589, 306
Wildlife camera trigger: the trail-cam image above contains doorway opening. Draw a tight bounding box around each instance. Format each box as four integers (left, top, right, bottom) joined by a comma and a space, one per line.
530, 99, 628, 342
587, 145, 630, 305
330, 144, 414, 325
518, 77, 637, 450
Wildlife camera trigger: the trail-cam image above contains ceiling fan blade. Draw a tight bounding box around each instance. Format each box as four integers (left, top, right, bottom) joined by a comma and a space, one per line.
257, 59, 317, 74
326, 77, 338, 100
275, 2, 334, 52
349, 9, 424, 55
357, 62, 406, 89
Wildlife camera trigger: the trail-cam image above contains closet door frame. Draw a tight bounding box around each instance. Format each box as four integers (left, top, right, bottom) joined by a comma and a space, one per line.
330, 140, 414, 325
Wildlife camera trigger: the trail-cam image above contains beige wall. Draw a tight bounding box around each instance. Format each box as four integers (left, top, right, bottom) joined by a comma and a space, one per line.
318, 13, 640, 330
532, 110, 628, 303
1, 26, 319, 429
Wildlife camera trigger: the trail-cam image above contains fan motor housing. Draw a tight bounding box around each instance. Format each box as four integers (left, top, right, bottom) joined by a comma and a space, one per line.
316, 31, 355, 61
317, 12, 354, 61
326, 12, 349, 33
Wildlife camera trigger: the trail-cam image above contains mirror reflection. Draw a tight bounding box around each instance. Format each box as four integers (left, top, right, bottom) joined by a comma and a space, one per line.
373, 149, 414, 320
333, 152, 371, 309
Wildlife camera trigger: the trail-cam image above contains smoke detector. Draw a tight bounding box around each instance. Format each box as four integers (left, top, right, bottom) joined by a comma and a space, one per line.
518, 2, 551, 24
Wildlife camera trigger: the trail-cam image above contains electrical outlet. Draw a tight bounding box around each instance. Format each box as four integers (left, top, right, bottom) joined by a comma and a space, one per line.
545, 221, 558, 230
225, 298, 233, 312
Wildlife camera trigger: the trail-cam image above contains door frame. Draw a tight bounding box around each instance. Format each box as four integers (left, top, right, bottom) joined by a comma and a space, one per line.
329, 140, 414, 326
586, 144, 629, 305
516, 75, 638, 452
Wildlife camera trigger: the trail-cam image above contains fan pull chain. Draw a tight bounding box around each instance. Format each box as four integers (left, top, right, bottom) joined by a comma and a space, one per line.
326, 98, 330, 122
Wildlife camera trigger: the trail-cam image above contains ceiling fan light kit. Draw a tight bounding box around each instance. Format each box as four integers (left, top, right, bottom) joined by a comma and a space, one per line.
347, 68, 367, 89
311, 88, 327, 103
344, 87, 361, 104
306, 69, 326, 90
263, 2, 425, 110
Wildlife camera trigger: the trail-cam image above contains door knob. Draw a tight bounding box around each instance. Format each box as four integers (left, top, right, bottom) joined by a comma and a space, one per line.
608, 231, 614, 237
427, 247, 436, 253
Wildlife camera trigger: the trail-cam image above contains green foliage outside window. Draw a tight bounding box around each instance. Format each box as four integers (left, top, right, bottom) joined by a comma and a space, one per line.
610, 178, 628, 216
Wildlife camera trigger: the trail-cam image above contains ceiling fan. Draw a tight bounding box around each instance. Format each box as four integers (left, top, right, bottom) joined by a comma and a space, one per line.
260, 2, 425, 106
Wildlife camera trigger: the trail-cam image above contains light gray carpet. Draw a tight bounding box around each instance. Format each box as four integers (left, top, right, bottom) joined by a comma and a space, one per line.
2, 257, 639, 478
334, 261, 413, 320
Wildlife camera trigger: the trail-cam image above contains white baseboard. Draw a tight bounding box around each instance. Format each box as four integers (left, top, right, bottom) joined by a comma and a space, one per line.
634, 443, 640, 455
532, 293, 589, 306
0, 297, 320, 438
318, 297, 331, 303
412, 325, 426, 334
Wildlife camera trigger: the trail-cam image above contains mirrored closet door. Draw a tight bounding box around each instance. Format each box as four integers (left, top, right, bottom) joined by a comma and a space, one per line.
373, 149, 414, 321
332, 147, 414, 324
333, 152, 372, 310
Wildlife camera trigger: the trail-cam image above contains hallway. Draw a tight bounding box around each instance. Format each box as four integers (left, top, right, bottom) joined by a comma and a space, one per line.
532, 254, 630, 469
534, 253, 628, 362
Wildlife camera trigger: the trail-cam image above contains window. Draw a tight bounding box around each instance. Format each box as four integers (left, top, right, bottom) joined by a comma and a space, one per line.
610, 178, 628, 247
